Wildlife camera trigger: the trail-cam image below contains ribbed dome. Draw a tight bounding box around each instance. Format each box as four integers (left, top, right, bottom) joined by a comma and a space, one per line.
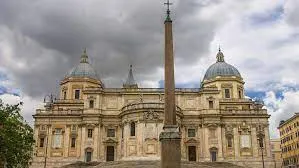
65, 49, 99, 80
203, 50, 241, 81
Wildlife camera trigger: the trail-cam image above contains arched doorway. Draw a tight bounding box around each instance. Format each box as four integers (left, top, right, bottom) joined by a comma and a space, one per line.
85, 148, 93, 162
209, 147, 217, 162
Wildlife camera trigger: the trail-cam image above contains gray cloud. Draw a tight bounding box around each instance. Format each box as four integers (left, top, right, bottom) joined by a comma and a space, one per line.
0, 0, 217, 98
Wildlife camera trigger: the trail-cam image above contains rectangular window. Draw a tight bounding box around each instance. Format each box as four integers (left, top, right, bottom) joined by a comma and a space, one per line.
107, 129, 115, 137
75, 90, 80, 99
63, 91, 67, 99
87, 129, 93, 138
238, 90, 242, 98
40, 138, 44, 147
209, 101, 213, 109
130, 122, 136, 136
188, 129, 196, 137
224, 89, 230, 98
71, 138, 76, 148
89, 100, 94, 108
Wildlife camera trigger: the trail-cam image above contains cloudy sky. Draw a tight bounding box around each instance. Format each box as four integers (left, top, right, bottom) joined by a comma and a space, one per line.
0, 0, 298, 138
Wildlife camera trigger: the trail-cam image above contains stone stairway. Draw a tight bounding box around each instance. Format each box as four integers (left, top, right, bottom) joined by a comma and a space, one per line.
61, 160, 244, 168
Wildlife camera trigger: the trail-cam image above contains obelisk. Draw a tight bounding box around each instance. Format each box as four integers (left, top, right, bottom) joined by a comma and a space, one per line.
159, 1, 181, 168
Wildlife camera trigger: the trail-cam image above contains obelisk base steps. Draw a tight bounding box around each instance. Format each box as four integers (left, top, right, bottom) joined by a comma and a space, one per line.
159, 125, 181, 168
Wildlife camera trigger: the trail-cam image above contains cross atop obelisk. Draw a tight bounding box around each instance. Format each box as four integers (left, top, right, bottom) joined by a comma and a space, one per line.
159, 1, 181, 168
164, 0, 173, 22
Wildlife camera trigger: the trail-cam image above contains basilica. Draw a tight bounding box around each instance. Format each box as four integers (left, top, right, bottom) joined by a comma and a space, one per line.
31, 10, 274, 168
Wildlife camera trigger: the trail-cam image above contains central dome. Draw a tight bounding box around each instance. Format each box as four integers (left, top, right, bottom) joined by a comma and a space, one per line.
65, 49, 99, 80
203, 50, 241, 81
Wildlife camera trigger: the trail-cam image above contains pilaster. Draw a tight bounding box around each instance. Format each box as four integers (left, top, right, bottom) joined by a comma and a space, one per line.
93, 126, 99, 160
64, 125, 70, 157
251, 127, 259, 157
217, 127, 223, 160
80, 126, 86, 160
233, 127, 240, 159
47, 126, 52, 158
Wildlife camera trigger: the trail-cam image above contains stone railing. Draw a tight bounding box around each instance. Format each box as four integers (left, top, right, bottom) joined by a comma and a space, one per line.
220, 109, 267, 115
35, 109, 83, 115
104, 88, 200, 93
54, 99, 84, 104
121, 102, 181, 112
219, 98, 252, 103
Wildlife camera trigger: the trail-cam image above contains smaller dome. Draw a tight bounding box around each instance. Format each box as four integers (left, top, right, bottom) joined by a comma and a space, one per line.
203, 50, 241, 81
65, 49, 99, 80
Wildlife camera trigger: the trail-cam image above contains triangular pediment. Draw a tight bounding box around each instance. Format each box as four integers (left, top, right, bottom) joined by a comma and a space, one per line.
103, 138, 118, 144
185, 138, 198, 144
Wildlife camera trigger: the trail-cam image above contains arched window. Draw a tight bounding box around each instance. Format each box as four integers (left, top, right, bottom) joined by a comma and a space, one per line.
227, 137, 233, 148
63, 91, 67, 99
89, 100, 94, 108
130, 122, 135, 136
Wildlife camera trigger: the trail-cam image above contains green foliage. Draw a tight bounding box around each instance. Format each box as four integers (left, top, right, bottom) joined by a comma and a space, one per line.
0, 99, 35, 168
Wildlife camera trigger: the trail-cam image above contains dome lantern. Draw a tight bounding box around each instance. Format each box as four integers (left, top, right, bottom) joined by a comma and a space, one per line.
203, 49, 241, 81
65, 49, 100, 80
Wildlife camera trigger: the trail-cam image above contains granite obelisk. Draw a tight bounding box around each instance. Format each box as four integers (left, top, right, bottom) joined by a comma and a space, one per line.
159, 1, 181, 168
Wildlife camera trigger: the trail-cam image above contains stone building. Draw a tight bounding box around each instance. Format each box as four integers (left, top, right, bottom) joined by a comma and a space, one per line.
270, 138, 282, 168
31, 48, 274, 168
278, 113, 299, 167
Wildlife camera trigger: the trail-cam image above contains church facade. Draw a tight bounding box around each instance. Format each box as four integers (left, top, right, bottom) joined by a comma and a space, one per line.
31, 49, 274, 168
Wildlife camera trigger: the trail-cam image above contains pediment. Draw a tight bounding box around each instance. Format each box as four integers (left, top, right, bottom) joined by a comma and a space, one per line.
185, 138, 198, 144
103, 138, 118, 144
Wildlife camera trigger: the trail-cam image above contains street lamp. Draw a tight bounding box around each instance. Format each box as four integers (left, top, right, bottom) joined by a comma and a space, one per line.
258, 133, 265, 168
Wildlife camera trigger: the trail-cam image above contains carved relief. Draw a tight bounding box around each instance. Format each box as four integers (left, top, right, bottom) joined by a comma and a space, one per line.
225, 126, 234, 138
107, 97, 118, 109
128, 145, 137, 156
221, 83, 233, 88
143, 110, 159, 120
186, 99, 195, 109
146, 144, 155, 154
159, 94, 164, 102
238, 121, 251, 134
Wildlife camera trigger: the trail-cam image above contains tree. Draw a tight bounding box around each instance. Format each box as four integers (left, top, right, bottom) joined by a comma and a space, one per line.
0, 99, 34, 168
